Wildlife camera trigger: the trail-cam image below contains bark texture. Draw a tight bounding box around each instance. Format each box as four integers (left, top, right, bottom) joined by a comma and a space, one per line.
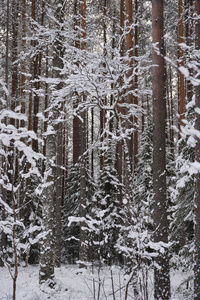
126, 0, 133, 169
134, 0, 138, 170
79, 0, 88, 266
152, 0, 170, 298
54, 0, 65, 268
179, 0, 185, 129
39, 136, 55, 287
194, 1, 200, 299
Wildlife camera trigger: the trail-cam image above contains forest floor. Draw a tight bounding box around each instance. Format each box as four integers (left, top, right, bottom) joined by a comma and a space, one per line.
0, 264, 193, 300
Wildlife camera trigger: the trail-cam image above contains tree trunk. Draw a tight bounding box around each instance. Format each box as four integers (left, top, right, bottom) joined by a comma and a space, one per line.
152, 0, 170, 299
39, 134, 55, 287
169, 65, 174, 153
186, 0, 193, 104
79, 0, 88, 266
116, 0, 125, 206
79, 107, 87, 265
100, 0, 107, 171
39, 1, 56, 287
194, 1, 200, 298
53, 0, 65, 268
73, 0, 81, 165
126, 0, 133, 170
43, 47, 49, 173
91, 107, 94, 178
39, 168, 55, 287
21, 0, 26, 127
55, 121, 63, 267
179, 0, 185, 130
134, 0, 138, 171
0, 0, 10, 267
10, 0, 19, 188
32, 0, 39, 153
5, 0, 9, 106
11, 0, 18, 125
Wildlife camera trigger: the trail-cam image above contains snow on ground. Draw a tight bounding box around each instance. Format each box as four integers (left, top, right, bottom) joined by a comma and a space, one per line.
0, 264, 193, 300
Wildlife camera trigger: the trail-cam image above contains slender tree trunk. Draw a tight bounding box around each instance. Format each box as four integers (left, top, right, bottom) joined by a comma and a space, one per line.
116, 0, 125, 205
39, 46, 55, 282
126, 0, 134, 170
179, 0, 185, 129
194, 1, 200, 299
55, 121, 63, 267
134, 0, 138, 170
79, 0, 88, 266
43, 52, 49, 172
141, 95, 145, 133
42, 47, 49, 172
10, 0, 19, 189
152, 0, 170, 299
53, 0, 65, 268
62, 124, 66, 201
186, 0, 193, 104
100, 107, 105, 170
21, 0, 26, 127
100, 0, 107, 171
73, 101, 80, 165
91, 107, 94, 178
17, 0, 27, 220
0, 0, 10, 267
169, 65, 174, 153
39, 1, 55, 287
26, 0, 35, 204
12, 181, 18, 300
11, 0, 18, 126
73, 0, 81, 165
5, 0, 9, 106
32, 0, 40, 153
79, 108, 87, 265
39, 156, 55, 287
109, 9, 116, 136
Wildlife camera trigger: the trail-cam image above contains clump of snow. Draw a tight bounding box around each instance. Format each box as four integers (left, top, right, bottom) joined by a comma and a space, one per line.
179, 66, 189, 78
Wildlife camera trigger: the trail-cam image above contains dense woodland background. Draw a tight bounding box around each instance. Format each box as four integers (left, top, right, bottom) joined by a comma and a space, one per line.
1, 0, 200, 299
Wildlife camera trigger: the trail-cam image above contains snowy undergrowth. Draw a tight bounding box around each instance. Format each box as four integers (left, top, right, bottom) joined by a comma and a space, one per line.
0, 264, 193, 300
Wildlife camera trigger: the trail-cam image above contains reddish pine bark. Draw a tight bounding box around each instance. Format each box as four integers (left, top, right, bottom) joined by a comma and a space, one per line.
152, 0, 170, 298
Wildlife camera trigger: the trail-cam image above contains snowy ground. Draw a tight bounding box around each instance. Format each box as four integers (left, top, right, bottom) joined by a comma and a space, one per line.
0, 264, 193, 300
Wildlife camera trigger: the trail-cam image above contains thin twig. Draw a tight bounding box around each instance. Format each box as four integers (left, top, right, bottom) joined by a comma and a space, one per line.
110, 270, 116, 300
93, 277, 96, 300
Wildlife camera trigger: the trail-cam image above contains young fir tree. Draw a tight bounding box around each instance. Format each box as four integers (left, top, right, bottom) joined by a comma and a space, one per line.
91, 148, 121, 266
170, 99, 195, 268
119, 117, 153, 298
62, 164, 96, 264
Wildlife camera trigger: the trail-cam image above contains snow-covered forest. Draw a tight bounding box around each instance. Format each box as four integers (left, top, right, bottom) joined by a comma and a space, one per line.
0, 0, 200, 299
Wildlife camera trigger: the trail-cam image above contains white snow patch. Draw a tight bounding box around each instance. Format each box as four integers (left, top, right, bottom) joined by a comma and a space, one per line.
179, 66, 189, 78
0, 265, 193, 300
